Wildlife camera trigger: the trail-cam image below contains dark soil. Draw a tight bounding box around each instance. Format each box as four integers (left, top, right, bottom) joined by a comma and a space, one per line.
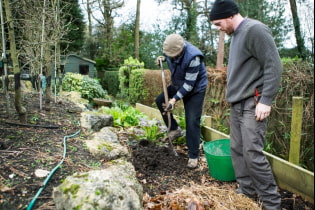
0, 92, 313, 210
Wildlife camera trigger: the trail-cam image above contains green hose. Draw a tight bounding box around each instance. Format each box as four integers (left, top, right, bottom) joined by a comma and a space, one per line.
26, 129, 81, 210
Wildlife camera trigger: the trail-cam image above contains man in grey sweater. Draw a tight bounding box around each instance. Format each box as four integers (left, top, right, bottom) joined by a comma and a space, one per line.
210, 0, 282, 209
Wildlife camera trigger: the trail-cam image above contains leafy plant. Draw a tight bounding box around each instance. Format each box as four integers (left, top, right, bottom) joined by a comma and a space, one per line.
176, 114, 186, 130
99, 105, 146, 127
141, 124, 164, 142
30, 116, 39, 124
62, 73, 109, 102
138, 119, 166, 142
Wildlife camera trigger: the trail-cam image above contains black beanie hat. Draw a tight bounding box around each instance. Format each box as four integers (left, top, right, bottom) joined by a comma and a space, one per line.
210, 0, 239, 21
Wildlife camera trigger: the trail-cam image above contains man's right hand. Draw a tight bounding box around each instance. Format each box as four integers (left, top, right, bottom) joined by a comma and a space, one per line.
255, 103, 271, 121
155, 56, 166, 66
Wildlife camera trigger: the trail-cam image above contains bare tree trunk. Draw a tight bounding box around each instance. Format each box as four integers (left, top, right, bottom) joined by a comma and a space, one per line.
39, 0, 47, 110
44, 44, 52, 110
185, 0, 198, 44
93, 0, 124, 64
58, 64, 63, 93
216, 31, 225, 69
134, 0, 140, 59
55, 42, 62, 99
0, 0, 10, 117
53, 0, 60, 102
4, 0, 26, 122
289, 0, 307, 60
87, 0, 92, 37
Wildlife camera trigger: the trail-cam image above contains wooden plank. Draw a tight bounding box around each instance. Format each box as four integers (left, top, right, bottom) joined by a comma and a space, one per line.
135, 103, 163, 121
201, 125, 229, 141
265, 152, 314, 203
136, 103, 314, 204
135, 103, 180, 122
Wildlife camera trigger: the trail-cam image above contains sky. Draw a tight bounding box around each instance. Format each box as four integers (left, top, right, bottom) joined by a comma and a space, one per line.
115, 0, 175, 32
80, 0, 175, 32
81, 0, 314, 49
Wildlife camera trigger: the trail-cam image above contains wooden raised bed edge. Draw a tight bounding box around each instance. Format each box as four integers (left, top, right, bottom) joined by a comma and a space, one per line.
135, 103, 314, 204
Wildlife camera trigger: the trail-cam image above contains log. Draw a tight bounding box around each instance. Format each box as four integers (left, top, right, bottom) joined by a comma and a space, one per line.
93, 98, 112, 107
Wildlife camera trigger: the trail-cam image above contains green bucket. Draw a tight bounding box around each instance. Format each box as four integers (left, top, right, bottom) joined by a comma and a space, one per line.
203, 139, 236, 181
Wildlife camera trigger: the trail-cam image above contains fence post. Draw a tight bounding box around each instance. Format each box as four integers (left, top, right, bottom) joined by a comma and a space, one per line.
289, 96, 303, 165
204, 115, 212, 128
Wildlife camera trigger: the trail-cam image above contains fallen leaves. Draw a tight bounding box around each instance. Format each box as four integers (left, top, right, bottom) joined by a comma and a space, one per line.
143, 184, 262, 210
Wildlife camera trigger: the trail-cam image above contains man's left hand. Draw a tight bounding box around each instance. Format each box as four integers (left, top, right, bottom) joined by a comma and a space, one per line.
255, 103, 271, 121
163, 98, 176, 112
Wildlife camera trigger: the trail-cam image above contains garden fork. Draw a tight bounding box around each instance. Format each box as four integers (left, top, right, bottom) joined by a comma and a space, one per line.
159, 58, 178, 156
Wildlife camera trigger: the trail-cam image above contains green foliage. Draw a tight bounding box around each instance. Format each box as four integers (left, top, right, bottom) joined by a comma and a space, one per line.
184, 2, 199, 45
140, 123, 165, 143
103, 71, 120, 96
139, 31, 164, 69
98, 103, 166, 143
238, 0, 289, 48
111, 23, 135, 65
62, 73, 108, 102
214, 119, 230, 134
99, 105, 146, 127
60, 0, 85, 54
281, 56, 301, 65
176, 114, 186, 130
118, 57, 144, 98
95, 58, 109, 71
266, 58, 314, 171
279, 48, 301, 59
129, 69, 147, 104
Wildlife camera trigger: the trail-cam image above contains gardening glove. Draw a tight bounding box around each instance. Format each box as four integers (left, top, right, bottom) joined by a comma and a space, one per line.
162, 98, 176, 113
155, 56, 166, 66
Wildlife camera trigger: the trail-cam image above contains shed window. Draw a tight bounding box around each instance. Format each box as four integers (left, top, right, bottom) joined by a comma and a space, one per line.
79, 65, 89, 75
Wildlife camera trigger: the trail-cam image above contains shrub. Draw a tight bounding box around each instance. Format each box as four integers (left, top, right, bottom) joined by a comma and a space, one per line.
129, 69, 148, 104
118, 57, 144, 98
103, 71, 120, 96
267, 58, 314, 171
62, 73, 108, 102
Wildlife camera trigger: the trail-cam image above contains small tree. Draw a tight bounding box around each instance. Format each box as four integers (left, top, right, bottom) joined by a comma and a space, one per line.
289, 0, 308, 60
3, 0, 26, 122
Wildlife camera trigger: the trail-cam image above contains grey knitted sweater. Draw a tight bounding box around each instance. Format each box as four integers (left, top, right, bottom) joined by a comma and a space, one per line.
226, 18, 282, 106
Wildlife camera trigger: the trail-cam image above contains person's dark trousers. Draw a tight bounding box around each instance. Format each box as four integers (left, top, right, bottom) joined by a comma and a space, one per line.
155, 85, 206, 159
230, 97, 281, 210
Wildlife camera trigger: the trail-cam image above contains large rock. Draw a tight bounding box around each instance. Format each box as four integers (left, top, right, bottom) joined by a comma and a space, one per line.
58, 91, 89, 113
85, 140, 130, 160
54, 97, 142, 209
85, 127, 130, 160
53, 161, 143, 210
91, 127, 119, 144
80, 111, 113, 131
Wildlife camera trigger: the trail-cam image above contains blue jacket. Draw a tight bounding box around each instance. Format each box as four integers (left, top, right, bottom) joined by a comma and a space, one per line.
165, 42, 208, 101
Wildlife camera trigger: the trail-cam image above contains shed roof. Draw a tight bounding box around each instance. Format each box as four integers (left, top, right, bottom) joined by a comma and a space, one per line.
62, 54, 96, 64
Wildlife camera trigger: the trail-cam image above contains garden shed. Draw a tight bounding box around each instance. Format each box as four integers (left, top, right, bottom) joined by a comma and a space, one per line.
60, 54, 96, 78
